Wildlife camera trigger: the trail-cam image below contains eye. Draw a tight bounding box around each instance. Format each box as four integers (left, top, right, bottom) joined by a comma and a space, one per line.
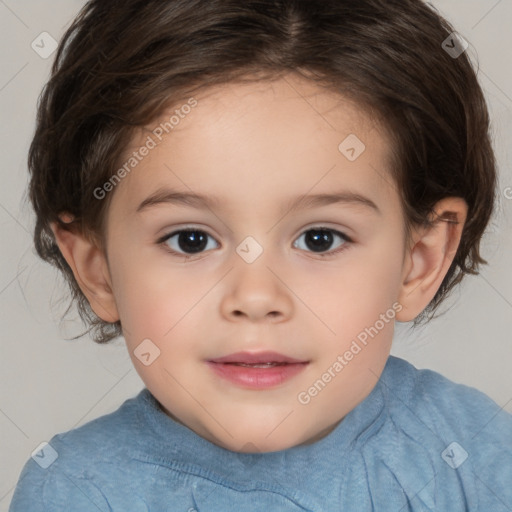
157, 226, 352, 259
158, 228, 219, 256
293, 227, 351, 257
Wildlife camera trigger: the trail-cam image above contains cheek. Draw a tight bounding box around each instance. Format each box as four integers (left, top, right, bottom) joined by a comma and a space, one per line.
109, 246, 208, 340
305, 238, 403, 347
313, 250, 401, 318
355, 226, 406, 298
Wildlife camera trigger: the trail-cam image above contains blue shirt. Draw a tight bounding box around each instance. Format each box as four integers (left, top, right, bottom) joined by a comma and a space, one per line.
9, 356, 512, 511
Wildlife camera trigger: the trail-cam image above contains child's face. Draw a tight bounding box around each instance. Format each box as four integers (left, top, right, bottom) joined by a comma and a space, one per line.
104, 74, 410, 452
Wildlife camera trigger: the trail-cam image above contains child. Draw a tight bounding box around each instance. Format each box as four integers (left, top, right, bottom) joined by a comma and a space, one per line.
10, 0, 512, 510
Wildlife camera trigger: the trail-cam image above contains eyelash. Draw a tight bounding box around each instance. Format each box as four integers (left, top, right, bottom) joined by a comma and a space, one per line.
157, 226, 353, 259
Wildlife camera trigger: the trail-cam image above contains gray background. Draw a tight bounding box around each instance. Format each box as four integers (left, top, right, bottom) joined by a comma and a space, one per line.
1, 1, 511, 509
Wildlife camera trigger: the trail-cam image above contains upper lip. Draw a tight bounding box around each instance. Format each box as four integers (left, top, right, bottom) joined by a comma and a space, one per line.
207, 351, 308, 364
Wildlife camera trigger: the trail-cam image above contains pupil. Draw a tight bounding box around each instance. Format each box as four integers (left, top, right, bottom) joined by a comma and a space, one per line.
179, 231, 207, 253
306, 229, 333, 252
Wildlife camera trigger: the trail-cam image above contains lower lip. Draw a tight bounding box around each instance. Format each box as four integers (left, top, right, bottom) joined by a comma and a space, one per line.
206, 361, 309, 389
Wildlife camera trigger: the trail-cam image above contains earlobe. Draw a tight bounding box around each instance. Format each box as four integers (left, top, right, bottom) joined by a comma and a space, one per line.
396, 197, 468, 322
50, 216, 119, 324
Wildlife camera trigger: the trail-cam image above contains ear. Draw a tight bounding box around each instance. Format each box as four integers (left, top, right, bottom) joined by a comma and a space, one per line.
50, 214, 119, 323
396, 197, 468, 322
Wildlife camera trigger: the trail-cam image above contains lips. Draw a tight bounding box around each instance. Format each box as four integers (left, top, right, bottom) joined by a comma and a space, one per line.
206, 351, 310, 389
207, 351, 308, 365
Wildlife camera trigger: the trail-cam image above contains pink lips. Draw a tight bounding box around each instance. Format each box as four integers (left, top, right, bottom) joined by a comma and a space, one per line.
208, 351, 307, 365
206, 351, 309, 389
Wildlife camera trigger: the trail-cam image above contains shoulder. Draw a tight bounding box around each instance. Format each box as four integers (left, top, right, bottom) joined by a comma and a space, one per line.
378, 356, 512, 508
9, 388, 150, 511
382, 355, 512, 443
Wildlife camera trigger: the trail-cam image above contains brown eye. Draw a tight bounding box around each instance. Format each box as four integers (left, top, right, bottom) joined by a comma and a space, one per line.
293, 228, 351, 256
161, 229, 219, 255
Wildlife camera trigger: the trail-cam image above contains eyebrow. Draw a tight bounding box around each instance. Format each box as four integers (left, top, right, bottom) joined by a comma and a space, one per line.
136, 187, 381, 216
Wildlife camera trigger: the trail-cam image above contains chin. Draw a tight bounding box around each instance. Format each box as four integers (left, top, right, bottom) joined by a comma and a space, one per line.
215, 428, 306, 454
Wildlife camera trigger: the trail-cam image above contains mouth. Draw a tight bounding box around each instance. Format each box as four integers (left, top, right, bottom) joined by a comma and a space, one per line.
219, 362, 292, 368
207, 350, 309, 365
206, 351, 310, 389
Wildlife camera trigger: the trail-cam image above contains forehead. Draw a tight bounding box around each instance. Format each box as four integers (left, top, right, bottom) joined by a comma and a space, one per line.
111, 74, 396, 216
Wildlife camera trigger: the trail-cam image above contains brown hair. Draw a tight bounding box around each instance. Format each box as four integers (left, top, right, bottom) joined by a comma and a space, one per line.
28, 0, 497, 343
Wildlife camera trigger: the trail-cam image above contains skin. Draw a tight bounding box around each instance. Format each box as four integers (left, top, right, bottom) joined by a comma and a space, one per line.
51, 73, 467, 453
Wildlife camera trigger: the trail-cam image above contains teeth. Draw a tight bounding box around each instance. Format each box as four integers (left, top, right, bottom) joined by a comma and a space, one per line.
230, 362, 284, 368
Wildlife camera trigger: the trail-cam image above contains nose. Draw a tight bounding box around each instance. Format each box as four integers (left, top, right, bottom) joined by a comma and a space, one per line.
220, 258, 294, 323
